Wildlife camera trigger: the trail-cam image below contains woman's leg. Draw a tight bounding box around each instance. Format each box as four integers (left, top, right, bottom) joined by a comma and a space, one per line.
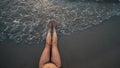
39, 27, 51, 68
51, 21, 61, 68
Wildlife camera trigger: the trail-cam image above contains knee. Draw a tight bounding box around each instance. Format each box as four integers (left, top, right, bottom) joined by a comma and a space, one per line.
46, 42, 51, 45
52, 41, 57, 45
46, 40, 51, 45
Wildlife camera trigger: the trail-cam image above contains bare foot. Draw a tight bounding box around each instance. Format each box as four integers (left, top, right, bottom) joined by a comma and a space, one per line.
49, 19, 55, 28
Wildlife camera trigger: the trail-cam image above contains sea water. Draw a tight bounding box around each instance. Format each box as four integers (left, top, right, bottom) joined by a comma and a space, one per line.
0, 0, 120, 44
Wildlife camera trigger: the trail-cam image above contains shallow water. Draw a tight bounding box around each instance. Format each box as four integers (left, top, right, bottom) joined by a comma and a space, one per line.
0, 0, 120, 44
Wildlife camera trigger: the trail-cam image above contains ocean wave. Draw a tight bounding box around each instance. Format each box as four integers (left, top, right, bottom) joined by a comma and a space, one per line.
0, 0, 120, 44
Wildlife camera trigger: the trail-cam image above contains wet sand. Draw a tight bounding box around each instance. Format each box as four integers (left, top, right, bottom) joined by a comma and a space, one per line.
0, 15, 120, 68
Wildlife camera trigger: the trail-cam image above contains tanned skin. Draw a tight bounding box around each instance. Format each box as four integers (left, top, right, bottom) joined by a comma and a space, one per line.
39, 19, 61, 68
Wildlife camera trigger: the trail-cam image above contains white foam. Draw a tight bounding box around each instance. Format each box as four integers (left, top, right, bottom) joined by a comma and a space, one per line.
0, 0, 120, 44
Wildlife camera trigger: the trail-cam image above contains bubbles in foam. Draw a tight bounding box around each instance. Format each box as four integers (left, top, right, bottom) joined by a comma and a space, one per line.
0, 0, 120, 44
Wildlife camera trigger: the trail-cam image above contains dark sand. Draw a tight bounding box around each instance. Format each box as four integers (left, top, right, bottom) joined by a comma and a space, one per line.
0, 16, 120, 68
